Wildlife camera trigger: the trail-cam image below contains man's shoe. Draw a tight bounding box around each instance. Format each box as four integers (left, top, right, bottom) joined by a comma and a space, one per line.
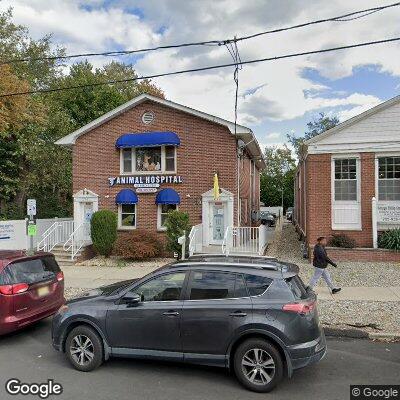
332, 288, 341, 294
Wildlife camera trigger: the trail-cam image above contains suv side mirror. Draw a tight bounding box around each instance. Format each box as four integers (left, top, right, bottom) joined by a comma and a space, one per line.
122, 292, 141, 305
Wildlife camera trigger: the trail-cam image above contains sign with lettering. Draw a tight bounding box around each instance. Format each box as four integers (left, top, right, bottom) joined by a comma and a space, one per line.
108, 175, 183, 187
0, 222, 15, 241
377, 203, 400, 224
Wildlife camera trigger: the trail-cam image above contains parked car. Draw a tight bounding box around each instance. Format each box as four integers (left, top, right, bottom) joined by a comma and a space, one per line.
259, 210, 276, 227
286, 207, 294, 221
52, 255, 326, 393
0, 251, 65, 336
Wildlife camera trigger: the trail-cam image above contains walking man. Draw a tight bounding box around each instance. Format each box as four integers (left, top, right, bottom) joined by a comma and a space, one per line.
309, 237, 341, 294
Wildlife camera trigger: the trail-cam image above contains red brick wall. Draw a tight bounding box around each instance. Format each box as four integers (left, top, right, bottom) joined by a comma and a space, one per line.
324, 247, 400, 262
73, 100, 242, 232
302, 152, 376, 249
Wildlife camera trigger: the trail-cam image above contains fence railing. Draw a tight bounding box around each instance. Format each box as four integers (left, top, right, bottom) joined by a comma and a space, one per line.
37, 220, 74, 253
188, 224, 203, 256
223, 226, 261, 256
63, 222, 90, 260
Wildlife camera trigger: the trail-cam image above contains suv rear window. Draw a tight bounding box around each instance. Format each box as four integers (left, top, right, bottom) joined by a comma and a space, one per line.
286, 276, 308, 299
189, 271, 237, 300
244, 274, 272, 296
7, 256, 60, 285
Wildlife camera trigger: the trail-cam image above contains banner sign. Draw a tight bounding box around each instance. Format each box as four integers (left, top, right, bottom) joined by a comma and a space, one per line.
0, 222, 15, 241
108, 175, 183, 187
377, 203, 400, 224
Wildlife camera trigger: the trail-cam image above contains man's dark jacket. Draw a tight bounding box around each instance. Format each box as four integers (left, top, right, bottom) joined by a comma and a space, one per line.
313, 244, 337, 269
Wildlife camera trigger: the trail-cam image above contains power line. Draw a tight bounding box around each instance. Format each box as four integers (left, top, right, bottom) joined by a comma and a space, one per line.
1, 36, 400, 98
1, 2, 399, 66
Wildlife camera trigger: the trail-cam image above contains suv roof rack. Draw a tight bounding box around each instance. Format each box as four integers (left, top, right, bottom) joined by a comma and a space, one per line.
174, 260, 280, 271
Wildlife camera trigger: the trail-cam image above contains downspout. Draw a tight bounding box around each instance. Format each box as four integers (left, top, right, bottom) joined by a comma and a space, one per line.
237, 152, 240, 226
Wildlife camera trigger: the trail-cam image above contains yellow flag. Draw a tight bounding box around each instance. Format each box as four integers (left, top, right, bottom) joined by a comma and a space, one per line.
213, 173, 220, 200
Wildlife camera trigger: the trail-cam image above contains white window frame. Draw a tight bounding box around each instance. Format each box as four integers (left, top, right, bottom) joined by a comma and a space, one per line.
331, 154, 362, 230
375, 154, 400, 202
118, 204, 137, 230
120, 146, 177, 175
157, 204, 178, 231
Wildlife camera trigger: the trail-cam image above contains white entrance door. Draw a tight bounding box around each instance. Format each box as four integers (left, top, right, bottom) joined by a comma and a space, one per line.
209, 202, 226, 244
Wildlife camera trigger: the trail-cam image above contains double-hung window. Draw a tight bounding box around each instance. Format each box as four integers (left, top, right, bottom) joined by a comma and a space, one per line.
334, 158, 357, 201
378, 157, 400, 201
157, 204, 177, 230
121, 146, 176, 174
118, 204, 136, 229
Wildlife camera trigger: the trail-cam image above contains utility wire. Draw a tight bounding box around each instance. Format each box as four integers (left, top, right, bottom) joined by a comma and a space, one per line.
1, 36, 400, 98
1, 1, 399, 66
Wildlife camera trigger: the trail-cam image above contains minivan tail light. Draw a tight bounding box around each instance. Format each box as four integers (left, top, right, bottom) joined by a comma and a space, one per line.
282, 301, 315, 315
56, 271, 64, 282
0, 283, 29, 295
0, 285, 13, 295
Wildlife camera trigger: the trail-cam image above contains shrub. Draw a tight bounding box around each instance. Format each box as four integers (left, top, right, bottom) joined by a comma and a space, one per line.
113, 230, 164, 259
164, 210, 191, 259
328, 234, 356, 248
90, 210, 117, 257
378, 229, 400, 251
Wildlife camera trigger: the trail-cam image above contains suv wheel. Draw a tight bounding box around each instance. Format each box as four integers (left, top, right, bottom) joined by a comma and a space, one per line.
66, 326, 103, 372
233, 339, 283, 392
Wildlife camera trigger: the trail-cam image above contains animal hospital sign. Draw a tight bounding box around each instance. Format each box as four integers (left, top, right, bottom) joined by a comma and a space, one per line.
108, 175, 183, 187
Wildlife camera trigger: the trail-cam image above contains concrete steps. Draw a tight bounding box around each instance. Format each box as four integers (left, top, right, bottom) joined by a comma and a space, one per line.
51, 245, 81, 268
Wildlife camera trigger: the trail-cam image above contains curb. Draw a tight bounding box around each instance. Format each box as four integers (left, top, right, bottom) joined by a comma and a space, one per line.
324, 327, 400, 341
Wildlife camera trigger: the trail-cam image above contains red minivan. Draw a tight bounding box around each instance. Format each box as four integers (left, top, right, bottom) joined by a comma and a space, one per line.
0, 251, 65, 335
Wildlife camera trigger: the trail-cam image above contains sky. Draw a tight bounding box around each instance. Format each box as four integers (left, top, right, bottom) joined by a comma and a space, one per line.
2, 0, 400, 152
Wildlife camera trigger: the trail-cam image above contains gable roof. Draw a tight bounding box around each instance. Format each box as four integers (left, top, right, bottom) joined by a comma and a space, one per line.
305, 94, 400, 146
55, 93, 265, 168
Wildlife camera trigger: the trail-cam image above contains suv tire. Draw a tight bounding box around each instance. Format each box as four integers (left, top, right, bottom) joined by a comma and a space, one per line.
233, 338, 283, 392
66, 325, 104, 372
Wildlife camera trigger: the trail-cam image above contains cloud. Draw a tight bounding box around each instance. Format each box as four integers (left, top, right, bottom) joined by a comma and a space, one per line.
1, 0, 399, 138
265, 132, 281, 140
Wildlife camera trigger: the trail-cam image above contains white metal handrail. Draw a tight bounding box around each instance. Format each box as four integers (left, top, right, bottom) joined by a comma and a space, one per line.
223, 226, 260, 256
63, 222, 90, 260
188, 224, 202, 256
37, 220, 74, 253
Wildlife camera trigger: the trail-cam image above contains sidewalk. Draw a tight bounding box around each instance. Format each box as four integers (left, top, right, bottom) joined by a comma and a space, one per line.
64, 265, 160, 289
63, 265, 400, 302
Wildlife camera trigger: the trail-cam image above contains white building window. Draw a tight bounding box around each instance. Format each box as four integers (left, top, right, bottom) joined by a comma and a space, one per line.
118, 204, 136, 229
334, 158, 357, 201
157, 204, 177, 230
121, 146, 176, 174
378, 157, 400, 201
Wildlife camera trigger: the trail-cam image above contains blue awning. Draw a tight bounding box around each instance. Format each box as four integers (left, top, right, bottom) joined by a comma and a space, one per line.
155, 188, 181, 205
115, 132, 180, 148
115, 189, 138, 204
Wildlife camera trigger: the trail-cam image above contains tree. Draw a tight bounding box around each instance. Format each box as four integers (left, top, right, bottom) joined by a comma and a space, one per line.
260, 145, 296, 210
0, 9, 164, 219
287, 113, 339, 157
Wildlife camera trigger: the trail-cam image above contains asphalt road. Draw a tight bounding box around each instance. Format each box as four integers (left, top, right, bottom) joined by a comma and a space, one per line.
0, 319, 399, 400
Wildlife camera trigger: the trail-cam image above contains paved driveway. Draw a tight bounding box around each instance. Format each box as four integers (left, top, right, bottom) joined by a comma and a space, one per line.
0, 319, 399, 400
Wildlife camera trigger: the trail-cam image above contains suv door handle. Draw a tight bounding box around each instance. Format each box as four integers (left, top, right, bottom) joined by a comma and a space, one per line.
229, 311, 247, 317
163, 311, 179, 317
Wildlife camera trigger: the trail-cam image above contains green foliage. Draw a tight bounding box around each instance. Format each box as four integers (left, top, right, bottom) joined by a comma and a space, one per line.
260, 145, 296, 210
113, 230, 164, 260
164, 210, 191, 259
378, 229, 400, 251
328, 234, 356, 248
90, 210, 118, 257
287, 113, 339, 157
0, 9, 164, 220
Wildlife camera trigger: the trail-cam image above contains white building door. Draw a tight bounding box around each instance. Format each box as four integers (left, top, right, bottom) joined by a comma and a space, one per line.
209, 202, 226, 244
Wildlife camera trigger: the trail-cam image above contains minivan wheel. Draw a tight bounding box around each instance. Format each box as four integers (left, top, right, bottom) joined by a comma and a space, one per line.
233, 339, 283, 393
65, 326, 103, 372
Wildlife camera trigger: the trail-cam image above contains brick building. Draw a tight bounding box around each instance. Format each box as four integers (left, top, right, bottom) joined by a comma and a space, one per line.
56, 94, 265, 248
294, 95, 400, 258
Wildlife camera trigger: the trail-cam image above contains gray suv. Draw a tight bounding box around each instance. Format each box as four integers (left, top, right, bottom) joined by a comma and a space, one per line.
52, 255, 326, 393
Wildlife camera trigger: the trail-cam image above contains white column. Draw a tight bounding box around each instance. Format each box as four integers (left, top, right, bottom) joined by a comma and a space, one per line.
259, 224, 268, 255
372, 197, 378, 249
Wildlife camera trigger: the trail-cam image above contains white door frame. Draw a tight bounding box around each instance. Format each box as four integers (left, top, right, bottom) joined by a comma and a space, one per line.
201, 188, 234, 246
73, 189, 99, 240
